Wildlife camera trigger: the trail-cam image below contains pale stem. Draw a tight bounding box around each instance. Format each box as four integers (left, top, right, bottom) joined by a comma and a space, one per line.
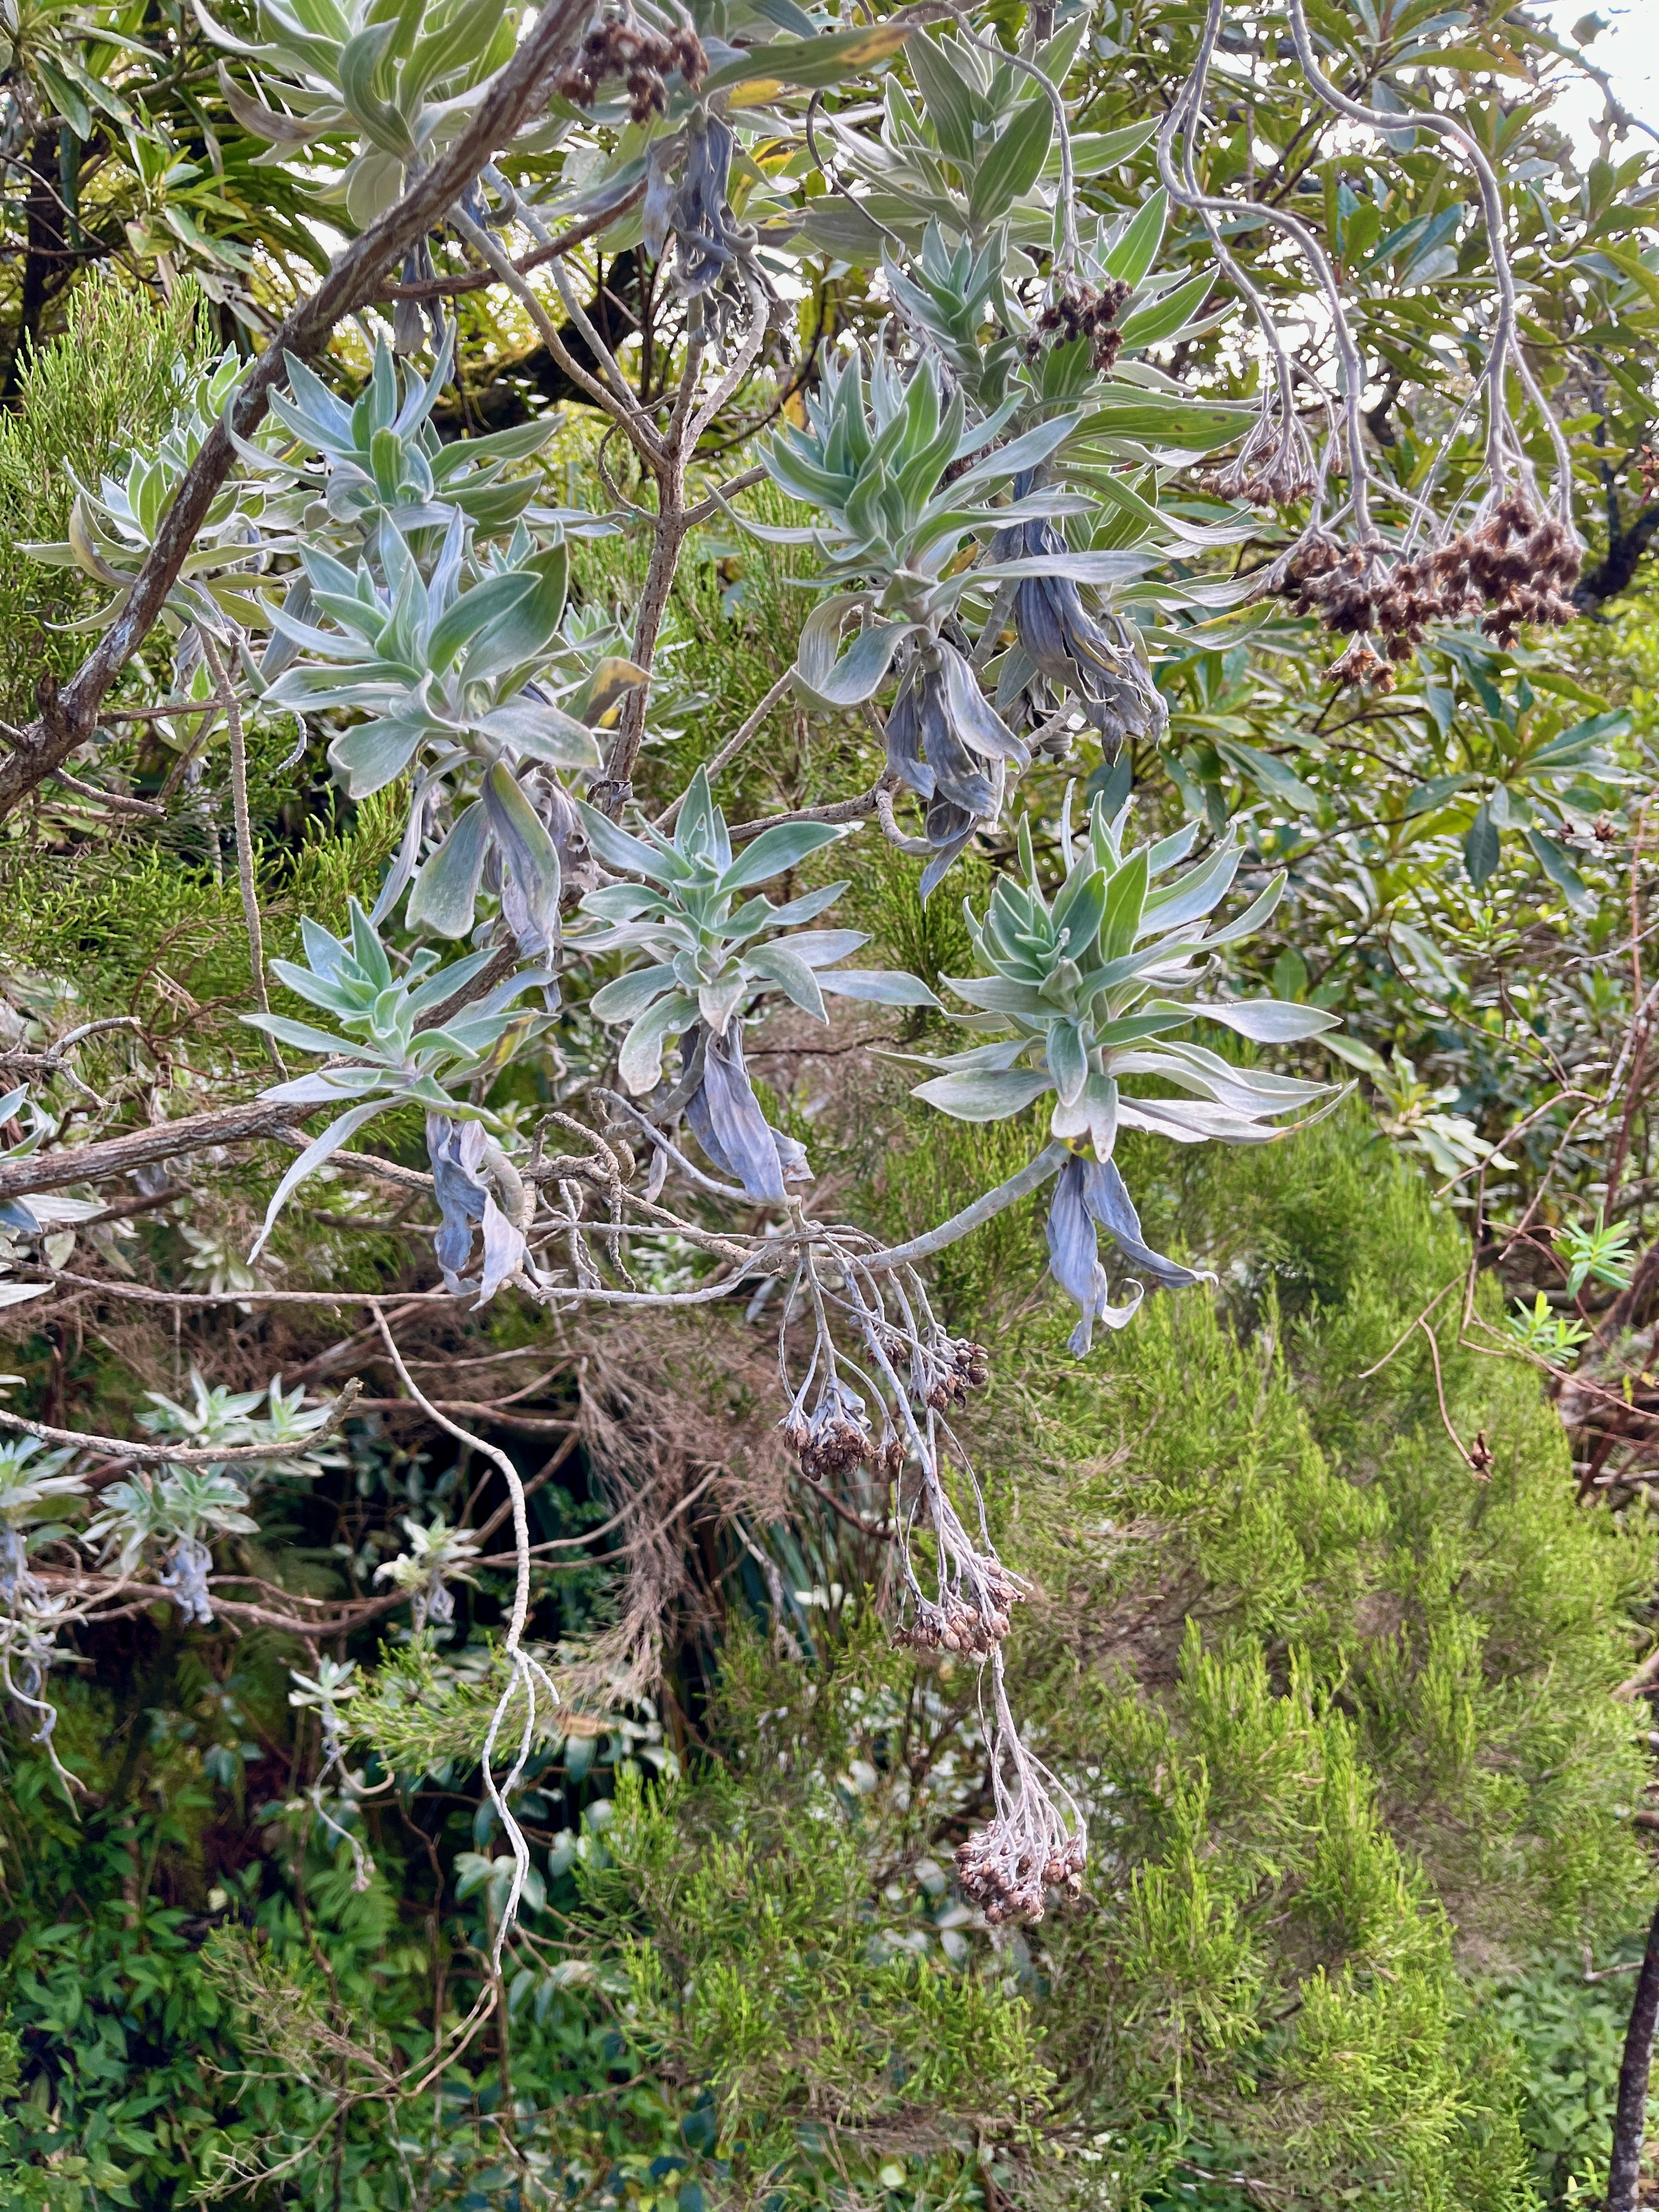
199, 630, 280, 1074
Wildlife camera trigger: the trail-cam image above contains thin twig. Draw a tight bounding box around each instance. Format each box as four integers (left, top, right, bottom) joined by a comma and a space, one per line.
0, 1378, 361, 1468
200, 631, 280, 1074
1355, 1278, 1460, 1381
377, 182, 647, 302
48, 768, 166, 819
655, 665, 798, 830
1413, 1316, 1488, 1478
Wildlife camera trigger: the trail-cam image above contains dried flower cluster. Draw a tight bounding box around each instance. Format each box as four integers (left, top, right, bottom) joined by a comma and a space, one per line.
1026, 278, 1132, 374
785, 1377, 899, 1480
1281, 535, 1393, 636
953, 1668, 1086, 1923
956, 1819, 1086, 1922
1282, 492, 1581, 689
1378, 492, 1582, 654
893, 1565, 1022, 1657
910, 1329, 989, 1411
554, 10, 707, 122
1200, 399, 1317, 505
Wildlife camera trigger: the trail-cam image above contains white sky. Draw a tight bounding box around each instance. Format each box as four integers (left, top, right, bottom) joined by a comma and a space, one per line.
1544, 2, 1659, 155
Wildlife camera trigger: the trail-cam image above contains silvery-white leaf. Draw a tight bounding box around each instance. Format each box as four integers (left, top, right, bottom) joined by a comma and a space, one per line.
746, 943, 828, 1023
475, 699, 602, 769
911, 1068, 1054, 1120
475, 1193, 527, 1306
717, 820, 844, 895
794, 603, 910, 709
1200, 872, 1288, 948
250, 1098, 392, 1260
574, 803, 676, 885
327, 716, 426, 799
771, 928, 868, 968
257, 1069, 383, 1105
941, 974, 1050, 1018
24, 1195, 107, 1225
408, 800, 490, 939
1189, 998, 1339, 1042
819, 970, 941, 1006
873, 1036, 1028, 1073
1151, 1038, 1334, 1105
1139, 840, 1240, 934
1116, 1097, 1282, 1144
483, 763, 562, 957
590, 963, 679, 1024
698, 969, 749, 1036
1046, 1019, 1088, 1107
618, 992, 697, 1094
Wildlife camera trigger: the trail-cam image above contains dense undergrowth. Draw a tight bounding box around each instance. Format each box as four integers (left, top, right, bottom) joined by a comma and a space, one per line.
0, 287, 1655, 2212
2, 1101, 1654, 2210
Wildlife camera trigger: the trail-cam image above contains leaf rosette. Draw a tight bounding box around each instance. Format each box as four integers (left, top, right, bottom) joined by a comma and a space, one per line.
904, 792, 1344, 1350
575, 769, 933, 1199
242, 901, 551, 1255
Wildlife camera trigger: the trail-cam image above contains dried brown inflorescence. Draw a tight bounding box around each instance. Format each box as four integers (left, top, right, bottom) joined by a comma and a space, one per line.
1026, 279, 1133, 376
951, 1663, 1087, 1925
955, 1820, 1086, 1925
1199, 402, 1316, 506
783, 1376, 889, 1480
1280, 492, 1581, 690
1379, 490, 1581, 654
909, 1328, 989, 1412
553, 9, 707, 123
1281, 534, 1392, 636
891, 1561, 1023, 1657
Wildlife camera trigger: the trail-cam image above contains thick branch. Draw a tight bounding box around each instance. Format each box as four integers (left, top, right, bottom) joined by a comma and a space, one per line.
0, 1099, 308, 1201
1610, 1903, 1659, 2212
1576, 502, 1659, 611
0, 0, 591, 822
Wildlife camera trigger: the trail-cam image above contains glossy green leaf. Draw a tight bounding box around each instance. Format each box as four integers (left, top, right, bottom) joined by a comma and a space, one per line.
967, 93, 1052, 228
1103, 189, 1169, 287
1464, 801, 1500, 887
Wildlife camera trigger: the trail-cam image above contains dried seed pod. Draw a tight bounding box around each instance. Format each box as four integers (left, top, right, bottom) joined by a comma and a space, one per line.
909, 1327, 991, 1409
1200, 399, 1316, 506
951, 1664, 1086, 1925
1326, 638, 1393, 692
786, 1376, 879, 1479
1025, 278, 1133, 374
894, 1562, 1023, 1658
554, 9, 707, 122
1291, 490, 1581, 686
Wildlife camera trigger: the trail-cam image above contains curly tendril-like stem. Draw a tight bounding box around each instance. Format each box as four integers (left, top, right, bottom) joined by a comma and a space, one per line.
1281, 0, 1577, 529
1162, 0, 1372, 535
370, 1303, 558, 1970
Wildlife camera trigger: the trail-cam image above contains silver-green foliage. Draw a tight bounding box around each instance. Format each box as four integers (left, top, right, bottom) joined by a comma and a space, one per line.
909, 793, 1337, 1156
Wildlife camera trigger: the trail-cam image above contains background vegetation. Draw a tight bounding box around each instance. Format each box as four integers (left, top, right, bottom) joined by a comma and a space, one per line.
2, 3, 1659, 2209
